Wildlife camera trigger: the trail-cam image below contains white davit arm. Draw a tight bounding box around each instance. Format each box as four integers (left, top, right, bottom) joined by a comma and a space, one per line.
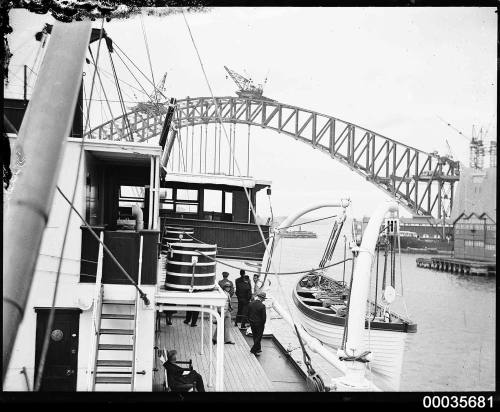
344, 201, 398, 356
259, 199, 350, 291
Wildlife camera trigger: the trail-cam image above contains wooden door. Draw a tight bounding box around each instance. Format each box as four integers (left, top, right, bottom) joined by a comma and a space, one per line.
34, 309, 80, 391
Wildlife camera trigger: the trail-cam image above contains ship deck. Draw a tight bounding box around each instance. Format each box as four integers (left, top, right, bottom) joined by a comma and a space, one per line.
153, 315, 274, 391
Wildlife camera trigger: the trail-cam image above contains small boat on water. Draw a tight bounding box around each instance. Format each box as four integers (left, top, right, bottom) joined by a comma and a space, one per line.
281, 228, 318, 238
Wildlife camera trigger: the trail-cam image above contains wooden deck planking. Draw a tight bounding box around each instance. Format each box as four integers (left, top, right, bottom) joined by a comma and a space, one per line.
154, 315, 273, 391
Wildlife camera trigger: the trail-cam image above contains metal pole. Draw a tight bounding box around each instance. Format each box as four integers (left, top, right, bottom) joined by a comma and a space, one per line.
247, 124, 250, 176
2, 21, 92, 380
200, 305, 204, 355
23, 64, 27, 102
209, 307, 213, 387
216, 306, 224, 391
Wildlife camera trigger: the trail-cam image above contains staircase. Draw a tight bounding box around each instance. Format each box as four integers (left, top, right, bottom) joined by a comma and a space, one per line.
91, 296, 139, 391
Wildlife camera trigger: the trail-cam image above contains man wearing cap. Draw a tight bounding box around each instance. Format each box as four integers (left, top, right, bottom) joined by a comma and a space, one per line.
212, 283, 235, 345
218, 271, 234, 297
247, 291, 267, 355
161, 349, 205, 392
234, 269, 252, 329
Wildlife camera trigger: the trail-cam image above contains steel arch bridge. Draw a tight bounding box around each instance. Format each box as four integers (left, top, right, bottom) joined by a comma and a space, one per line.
84, 96, 460, 218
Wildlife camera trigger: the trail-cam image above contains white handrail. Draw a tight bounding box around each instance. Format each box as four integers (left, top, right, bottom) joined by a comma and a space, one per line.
132, 234, 144, 391
87, 231, 104, 391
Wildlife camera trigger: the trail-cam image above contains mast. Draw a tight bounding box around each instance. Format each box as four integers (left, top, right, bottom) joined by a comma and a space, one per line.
2, 21, 92, 379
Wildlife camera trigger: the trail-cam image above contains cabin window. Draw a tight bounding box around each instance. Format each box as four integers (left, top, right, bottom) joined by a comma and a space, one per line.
118, 186, 144, 215
120, 186, 145, 204
159, 188, 173, 200
177, 189, 198, 201
175, 203, 198, 214
225, 192, 233, 214
159, 188, 174, 210
203, 189, 223, 213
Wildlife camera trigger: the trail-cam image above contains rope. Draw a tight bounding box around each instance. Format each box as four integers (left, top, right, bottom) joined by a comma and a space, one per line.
181, 11, 271, 273
86, 58, 148, 98
88, 47, 120, 136
39, 253, 97, 265
37, 269, 97, 278
279, 214, 338, 230
182, 232, 269, 250
108, 51, 134, 141
56, 187, 150, 306
112, 42, 168, 101
338, 351, 372, 363
34, 21, 105, 392
196, 250, 352, 276
140, 14, 157, 103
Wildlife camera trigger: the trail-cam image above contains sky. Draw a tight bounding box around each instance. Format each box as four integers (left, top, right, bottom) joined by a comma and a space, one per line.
6, 7, 497, 219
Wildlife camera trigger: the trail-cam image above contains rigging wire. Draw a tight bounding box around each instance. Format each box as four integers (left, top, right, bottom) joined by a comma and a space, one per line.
88, 47, 120, 134
56, 186, 150, 303
112, 45, 160, 106
108, 50, 134, 141
181, 9, 267, 258
181, 11, 347, 381
140, 14, 157, 103
181, 232, 269, 250
196, 250, 352, 276
86, 58, 149, 98
279, 214, 338, 230
34, 21, 105, 392
39, 253, 97, 264
112, 42, 168, 101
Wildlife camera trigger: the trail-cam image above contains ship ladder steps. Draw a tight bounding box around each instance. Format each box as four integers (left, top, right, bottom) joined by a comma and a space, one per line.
91, 296, 138, 391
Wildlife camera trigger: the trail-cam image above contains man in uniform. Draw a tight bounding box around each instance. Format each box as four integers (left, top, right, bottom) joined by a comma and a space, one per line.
234, 269, 252, 329
218, 271, 234, 296
247, 291, 267, 355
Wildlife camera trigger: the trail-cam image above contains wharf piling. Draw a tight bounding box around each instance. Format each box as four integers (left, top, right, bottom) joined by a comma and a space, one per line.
416, 256, 495, 276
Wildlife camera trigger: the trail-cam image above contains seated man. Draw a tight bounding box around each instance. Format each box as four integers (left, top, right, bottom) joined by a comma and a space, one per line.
161, 349, 205, 392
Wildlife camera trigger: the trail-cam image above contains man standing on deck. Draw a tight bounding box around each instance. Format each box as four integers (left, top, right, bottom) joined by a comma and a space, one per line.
252, 273, 262, 298
218, 271, 234, 296
212, 283, 235, 345
247, 292, 267, 355
234, 270, 252, 329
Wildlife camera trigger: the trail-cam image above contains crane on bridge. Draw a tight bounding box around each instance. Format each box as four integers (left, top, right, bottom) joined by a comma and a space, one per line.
436, 115, 488, 170
224, 66, 274, 101
133, 71, 169, 115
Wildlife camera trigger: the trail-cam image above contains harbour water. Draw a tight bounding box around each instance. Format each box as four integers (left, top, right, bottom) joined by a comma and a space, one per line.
255, 220, 495, 391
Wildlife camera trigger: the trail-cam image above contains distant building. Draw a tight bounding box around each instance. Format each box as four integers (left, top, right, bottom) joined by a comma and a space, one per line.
448, 157, 496, 262
353, 215, 453, 240
450, 166, 496, 222
398, 216, 453, 240
453, 212, 496, 262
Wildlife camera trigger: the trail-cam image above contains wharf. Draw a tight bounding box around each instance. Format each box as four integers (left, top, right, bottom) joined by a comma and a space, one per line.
416, 256, 495, 276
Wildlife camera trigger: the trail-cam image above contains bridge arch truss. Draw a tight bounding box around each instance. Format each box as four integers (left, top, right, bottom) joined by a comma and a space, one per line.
84, 96, 460, 218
